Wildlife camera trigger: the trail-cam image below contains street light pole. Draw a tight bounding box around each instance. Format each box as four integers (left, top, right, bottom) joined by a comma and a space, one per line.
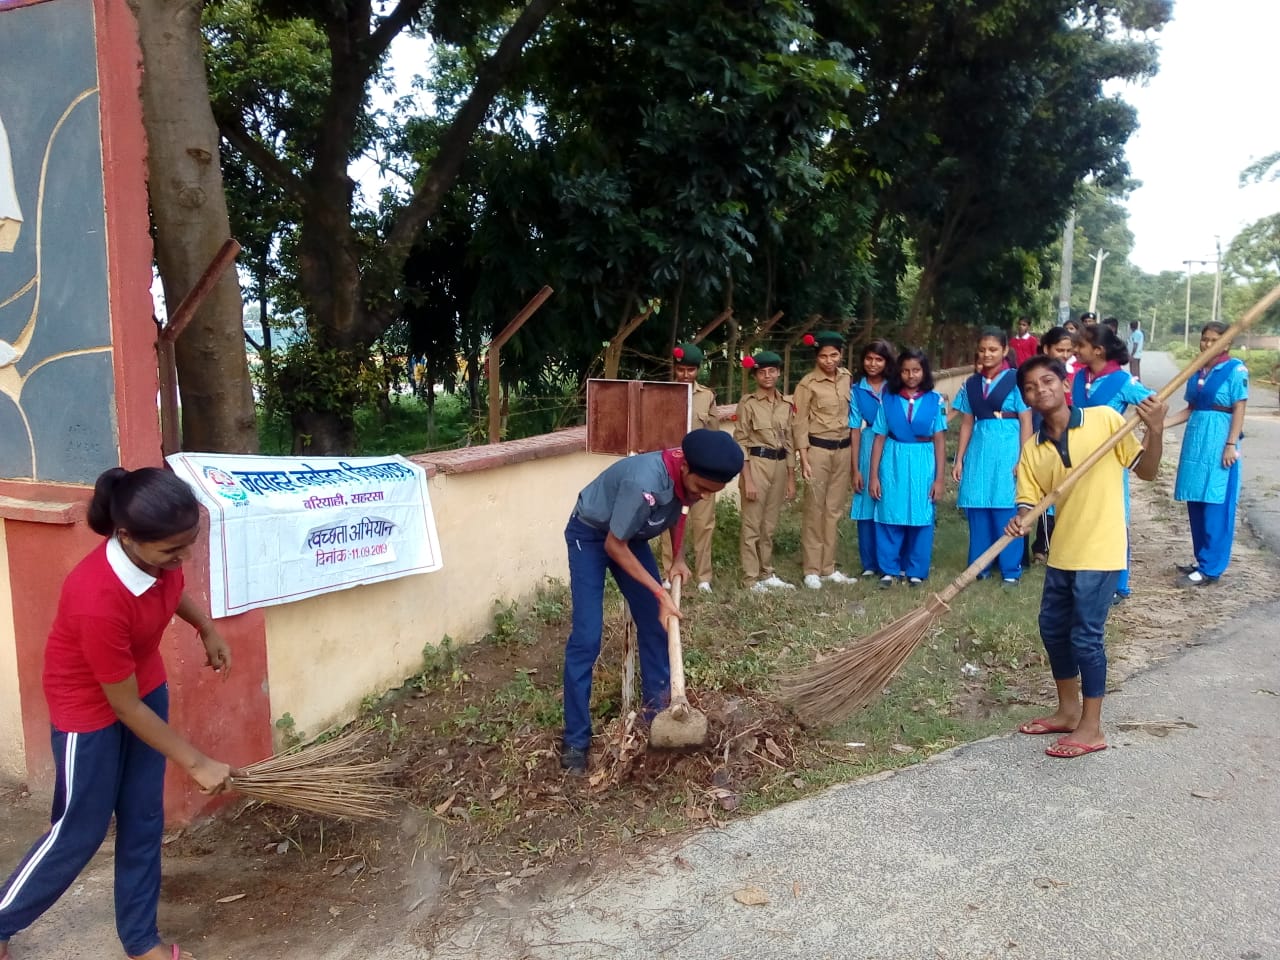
1182, 256, 1219, 346
1183, 261, 1192, 347
1212, 235, 1223, 324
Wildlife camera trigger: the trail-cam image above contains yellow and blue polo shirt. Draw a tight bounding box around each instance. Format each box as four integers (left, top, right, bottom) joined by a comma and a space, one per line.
1015, 406, 1143, 571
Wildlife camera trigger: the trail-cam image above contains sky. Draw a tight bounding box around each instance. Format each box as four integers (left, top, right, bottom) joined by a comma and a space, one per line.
1120, 0, 1280, 275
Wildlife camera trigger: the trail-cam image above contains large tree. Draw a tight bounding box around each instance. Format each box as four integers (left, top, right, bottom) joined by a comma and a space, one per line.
130, 0, 259, 453
210, 0, 558, 452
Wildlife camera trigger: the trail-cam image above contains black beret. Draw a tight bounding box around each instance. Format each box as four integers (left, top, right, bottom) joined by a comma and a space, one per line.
673, 342, 704, 366
682, 428, 743, 484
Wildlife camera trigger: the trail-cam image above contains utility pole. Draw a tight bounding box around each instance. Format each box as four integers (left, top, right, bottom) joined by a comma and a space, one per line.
1212, 235, 1223, 324
1183, 261, 1193, 348
1088, 248, 1108, 314
1058, 211, 1075, 325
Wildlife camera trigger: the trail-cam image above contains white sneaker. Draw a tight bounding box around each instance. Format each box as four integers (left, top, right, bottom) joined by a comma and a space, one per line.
697, 581, 712, 593
750, 581, 771, 594
861, 569, 877, 579
824, 570, 858, 584
662, 579, 671, 590
762, 575, 796, 590
803, 574, 823, 590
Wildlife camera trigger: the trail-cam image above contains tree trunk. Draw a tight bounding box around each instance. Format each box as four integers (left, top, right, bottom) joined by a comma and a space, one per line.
131, 0, 257, 454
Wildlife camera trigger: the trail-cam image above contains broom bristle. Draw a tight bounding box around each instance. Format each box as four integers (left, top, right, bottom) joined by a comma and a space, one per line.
229, 730, 402, 820
780, 596, 949, 727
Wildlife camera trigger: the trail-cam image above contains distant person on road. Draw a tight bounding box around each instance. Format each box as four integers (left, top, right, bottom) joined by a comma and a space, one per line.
1010, 316, 1040, 367
1127, 319, 1145, 380
0, 467, 234, 960
1163, 321, 1249, 587
560, 429, 743, 774
1008, 357, 1166, 758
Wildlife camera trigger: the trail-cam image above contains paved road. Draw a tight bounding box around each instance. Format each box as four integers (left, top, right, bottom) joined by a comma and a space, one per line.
7, 354, 1279, 960
407, 352, 1280, 960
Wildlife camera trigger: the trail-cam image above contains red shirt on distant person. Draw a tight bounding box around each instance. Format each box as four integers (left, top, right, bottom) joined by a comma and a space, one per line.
1011, 318, 1039, 366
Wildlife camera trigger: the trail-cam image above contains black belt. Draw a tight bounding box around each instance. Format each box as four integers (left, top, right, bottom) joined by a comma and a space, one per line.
892, 435, 935, 443
808, 435, 851, 450
1209, 405, 1233, 413
975, 411, 1015, 420
748, 446, 788, 461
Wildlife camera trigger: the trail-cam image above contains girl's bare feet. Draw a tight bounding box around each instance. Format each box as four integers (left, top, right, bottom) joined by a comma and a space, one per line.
129, 944, 194, 960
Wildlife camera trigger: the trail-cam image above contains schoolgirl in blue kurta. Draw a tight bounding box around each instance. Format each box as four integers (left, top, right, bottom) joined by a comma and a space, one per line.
1073, 324, 1155, 598
869, 349, 947, 585
1166, 322, 1249, 585
952, 328, 1031, 583
848, 340, 897, 577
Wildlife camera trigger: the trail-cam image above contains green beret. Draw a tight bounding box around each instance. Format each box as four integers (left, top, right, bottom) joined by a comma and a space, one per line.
673, 342, 704, 366
805, 330, 845, 350
742, 350, 782, 370
682, 428, 743, 483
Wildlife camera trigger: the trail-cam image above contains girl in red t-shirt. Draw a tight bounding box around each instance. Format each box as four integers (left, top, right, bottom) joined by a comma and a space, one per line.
0, 467, 232, 960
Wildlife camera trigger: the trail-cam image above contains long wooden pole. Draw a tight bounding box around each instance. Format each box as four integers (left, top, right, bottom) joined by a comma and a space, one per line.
934, 283, 1280, 603
486, 285, 553, 444
156, 238, 242, 456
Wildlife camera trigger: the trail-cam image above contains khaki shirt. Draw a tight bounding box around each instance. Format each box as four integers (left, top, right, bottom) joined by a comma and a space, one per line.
791, 367, 853, 449
735, 389, 792, 458
692, 382, 718, 431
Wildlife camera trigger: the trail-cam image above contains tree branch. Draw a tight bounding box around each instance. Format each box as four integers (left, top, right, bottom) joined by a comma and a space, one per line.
378, 0, 559, 287
217, 112, 311, 203
369, 0, 430, 60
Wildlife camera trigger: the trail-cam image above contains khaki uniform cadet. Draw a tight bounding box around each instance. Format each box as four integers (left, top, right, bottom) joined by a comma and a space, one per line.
734, 350, 796, 592
660, 343, 720, 592
793, 330, 856, 588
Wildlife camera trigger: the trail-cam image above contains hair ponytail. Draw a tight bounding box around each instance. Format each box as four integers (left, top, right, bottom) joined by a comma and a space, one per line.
86, 466, 199, 542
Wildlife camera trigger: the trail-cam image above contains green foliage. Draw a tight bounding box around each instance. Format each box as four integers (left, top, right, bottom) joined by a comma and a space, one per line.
204, 0, 1173, 447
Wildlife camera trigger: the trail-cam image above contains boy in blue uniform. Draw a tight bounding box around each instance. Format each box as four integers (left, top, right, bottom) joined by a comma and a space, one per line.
560, 429, 743, 773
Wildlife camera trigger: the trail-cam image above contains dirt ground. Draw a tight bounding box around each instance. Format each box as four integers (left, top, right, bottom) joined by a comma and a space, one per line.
4, 432, 1280, 958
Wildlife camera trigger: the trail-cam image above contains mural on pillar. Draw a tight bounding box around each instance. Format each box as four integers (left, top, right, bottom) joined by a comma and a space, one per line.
0, 0, 119, 484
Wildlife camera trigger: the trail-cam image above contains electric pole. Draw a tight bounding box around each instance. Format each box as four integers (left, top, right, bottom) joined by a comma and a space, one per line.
1088, 248, 1109, 314
1058, 211, 1075, 325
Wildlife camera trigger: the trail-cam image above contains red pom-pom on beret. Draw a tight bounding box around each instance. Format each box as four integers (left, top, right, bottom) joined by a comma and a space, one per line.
673, 347, 684, 360
802, 334, 816, 347
741, 356, 757, 370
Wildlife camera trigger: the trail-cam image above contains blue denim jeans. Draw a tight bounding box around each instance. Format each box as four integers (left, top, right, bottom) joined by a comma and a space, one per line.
1039, 568, 1121, 698
562, 515, 670, 749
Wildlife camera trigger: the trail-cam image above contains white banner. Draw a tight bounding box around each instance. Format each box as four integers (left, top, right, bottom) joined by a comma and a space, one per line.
167, 452, 443, 618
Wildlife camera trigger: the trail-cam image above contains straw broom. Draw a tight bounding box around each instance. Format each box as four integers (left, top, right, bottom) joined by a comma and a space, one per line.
781, 284, 1280, 727
228, 729, 402, 819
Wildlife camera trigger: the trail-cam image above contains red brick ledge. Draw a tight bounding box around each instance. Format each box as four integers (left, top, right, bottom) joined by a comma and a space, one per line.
0, 494, 85, 525
410, 426, 589, 476
408, 403, 746, 477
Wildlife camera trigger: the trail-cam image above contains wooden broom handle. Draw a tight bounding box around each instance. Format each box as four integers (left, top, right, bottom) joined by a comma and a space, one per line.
666, 575, 690, 716
938, 283, 1280, 602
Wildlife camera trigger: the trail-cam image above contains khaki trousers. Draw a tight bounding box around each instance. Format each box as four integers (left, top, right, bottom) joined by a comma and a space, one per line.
800, 444, 852, 575
739, 457, 788, 586
658, 495, 716, 584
